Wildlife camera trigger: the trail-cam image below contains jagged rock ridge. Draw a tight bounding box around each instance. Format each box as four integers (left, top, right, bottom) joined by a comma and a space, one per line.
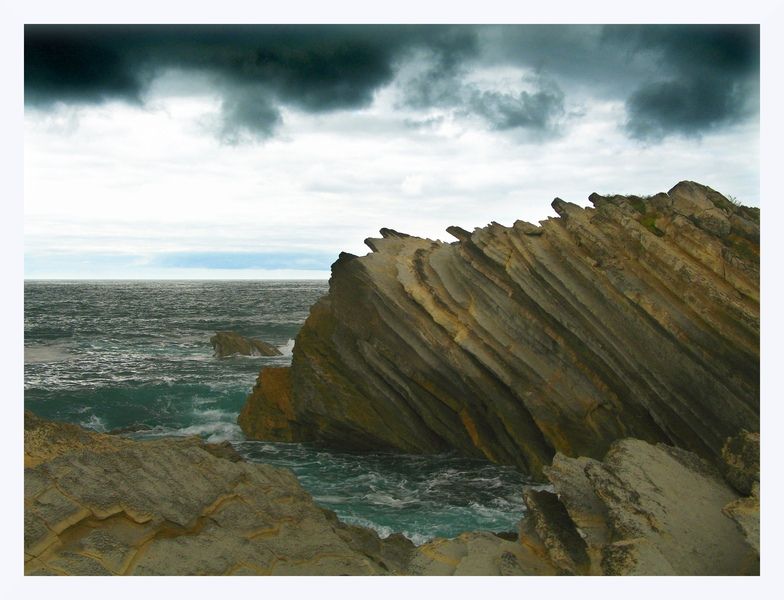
239, 181, 759, 477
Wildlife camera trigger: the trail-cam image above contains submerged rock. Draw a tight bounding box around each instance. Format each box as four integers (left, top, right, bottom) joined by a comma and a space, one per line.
239, 181, 759, 478
210, 331, 282, 357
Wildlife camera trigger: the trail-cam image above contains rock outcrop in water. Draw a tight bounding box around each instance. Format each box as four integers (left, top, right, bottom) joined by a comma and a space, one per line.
239, 181, 759, 478
211, 331, 282, 357
238, 367, 302, 441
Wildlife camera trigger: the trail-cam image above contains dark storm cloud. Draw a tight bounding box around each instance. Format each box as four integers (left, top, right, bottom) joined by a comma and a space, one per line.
25, 24, 759, 142
479, 24, 759, 140
602, 25, 759, 139
467, 82, 565, 132
24, 28, 146, 105
25, 25, 478, 139
624, 77, 749, 140
400, 37, 566, 136
217, 87, 282, 143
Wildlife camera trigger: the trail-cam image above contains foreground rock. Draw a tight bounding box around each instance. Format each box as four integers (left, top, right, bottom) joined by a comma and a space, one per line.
720, 429, 760, 495
24, 412, 412, 575
25, 412, 529, 576
525, 438, 759, 575
210, 331, 282, 357
24, 413, 758, 575
239, 181, 759, 477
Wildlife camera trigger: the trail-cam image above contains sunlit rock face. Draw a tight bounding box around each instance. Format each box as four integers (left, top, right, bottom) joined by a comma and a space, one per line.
240, 181, 759, 479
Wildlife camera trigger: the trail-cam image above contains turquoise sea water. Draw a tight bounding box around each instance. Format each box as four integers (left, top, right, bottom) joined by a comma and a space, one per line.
24, 280, 532, 544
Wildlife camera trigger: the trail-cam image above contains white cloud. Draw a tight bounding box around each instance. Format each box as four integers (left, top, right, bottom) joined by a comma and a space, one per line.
24, 69, 759, 279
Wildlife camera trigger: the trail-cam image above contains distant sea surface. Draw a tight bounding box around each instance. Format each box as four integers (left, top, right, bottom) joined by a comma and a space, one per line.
24, 280, 532, 544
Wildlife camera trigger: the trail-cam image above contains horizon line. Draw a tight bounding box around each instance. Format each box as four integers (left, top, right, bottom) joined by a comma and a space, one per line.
24, 277, 330, 282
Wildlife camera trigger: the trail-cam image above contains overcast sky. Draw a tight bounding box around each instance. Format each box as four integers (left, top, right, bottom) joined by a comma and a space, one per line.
24, 24, 760, 279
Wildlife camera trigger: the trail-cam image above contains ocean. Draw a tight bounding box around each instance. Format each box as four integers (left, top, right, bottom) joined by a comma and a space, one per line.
24, 280, 532, 544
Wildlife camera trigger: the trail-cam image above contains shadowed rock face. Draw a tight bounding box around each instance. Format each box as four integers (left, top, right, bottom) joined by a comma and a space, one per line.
720, 429, 760, 495
211, 331, 282, 357
239, 181, 759, 478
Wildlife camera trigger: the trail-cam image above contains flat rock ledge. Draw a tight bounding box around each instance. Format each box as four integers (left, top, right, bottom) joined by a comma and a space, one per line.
210, 331, 282, 357
24, 413, 758, 575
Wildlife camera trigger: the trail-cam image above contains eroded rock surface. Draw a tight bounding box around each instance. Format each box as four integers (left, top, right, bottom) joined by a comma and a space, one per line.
517, 438, 759, 575
24, 414, 759, 575
239, 181, 759, 477
238, 367, 303, 442
211, 331, 282, 357
720, 429, 760, 495
408, 531, 557, 576
24, 412, 412, 575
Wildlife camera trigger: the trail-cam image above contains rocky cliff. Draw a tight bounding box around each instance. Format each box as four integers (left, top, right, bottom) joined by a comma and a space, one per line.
239, 181, 759, 478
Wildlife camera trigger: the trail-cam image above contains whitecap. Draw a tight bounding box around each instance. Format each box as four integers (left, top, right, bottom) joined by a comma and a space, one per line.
363, 492, 418, 508
400, 531, 431, 546
24, 344, 74, 364
340, 515, 394, 539
80, 414, 107, 432
280, 339, 295, 357
313, 495, 351, 504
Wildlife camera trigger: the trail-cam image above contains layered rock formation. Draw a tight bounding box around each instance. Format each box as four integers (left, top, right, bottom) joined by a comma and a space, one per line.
239, 181, 759, 478
211, 331, 282, 357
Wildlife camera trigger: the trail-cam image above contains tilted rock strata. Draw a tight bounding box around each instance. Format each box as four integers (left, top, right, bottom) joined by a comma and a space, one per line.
239, 181, 759, 477
211, 331, 282, 357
